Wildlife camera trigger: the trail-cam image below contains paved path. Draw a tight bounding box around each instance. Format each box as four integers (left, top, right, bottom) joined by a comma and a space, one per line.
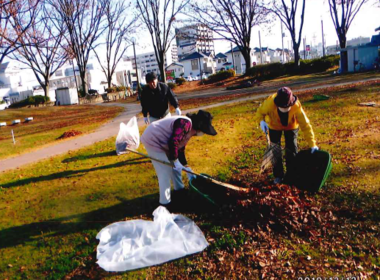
1, 76, 379, 173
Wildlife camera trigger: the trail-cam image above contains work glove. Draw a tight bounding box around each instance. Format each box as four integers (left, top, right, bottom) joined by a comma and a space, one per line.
173, 159, 185, 172
260, 120, 268, 133
184, 167, 196, 181
311, 146, 319, 154
144, 117, 149, 124
175, 107, 182, 115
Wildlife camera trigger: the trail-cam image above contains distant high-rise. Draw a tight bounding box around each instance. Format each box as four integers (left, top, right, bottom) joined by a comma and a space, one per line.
175, 24, 215, 60
123, 44, 178, 77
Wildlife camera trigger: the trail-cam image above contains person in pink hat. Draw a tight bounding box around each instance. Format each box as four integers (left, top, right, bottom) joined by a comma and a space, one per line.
255, 87, 319, 184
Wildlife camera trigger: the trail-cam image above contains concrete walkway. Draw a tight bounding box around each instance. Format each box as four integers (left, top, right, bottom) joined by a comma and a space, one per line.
1, 76, 379, 173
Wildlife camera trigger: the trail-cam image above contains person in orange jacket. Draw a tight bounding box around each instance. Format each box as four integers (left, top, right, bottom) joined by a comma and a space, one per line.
255, 87, 319, 184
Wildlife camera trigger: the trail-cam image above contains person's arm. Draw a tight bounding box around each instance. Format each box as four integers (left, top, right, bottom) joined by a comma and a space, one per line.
255, 97, 270, 125
168, 119, 192, 161
166, 84, 179, 109
296, 106, 317, 148
140, 87, 148, 117
178, 147, 187, 166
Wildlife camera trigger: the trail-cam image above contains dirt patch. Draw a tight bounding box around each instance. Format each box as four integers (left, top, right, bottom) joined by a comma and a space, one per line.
57, 130, 83, 139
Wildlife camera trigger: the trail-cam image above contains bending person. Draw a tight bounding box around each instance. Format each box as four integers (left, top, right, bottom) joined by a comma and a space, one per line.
255, 87, 318, 184
141, 110, 217, 209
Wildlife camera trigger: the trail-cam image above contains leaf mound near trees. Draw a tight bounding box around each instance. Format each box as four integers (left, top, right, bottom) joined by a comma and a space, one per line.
226, 183, 334, 237
57, 130, 83, 139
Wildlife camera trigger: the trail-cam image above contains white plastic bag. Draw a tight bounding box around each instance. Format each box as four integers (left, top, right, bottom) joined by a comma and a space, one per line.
115, 116, 140, 155
96, 206, 208, 272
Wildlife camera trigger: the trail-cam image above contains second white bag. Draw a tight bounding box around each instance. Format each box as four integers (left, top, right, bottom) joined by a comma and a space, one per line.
115, 116, 140, 155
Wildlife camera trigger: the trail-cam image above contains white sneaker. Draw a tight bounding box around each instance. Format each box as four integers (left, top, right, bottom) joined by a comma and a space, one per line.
274, 177, 282, 184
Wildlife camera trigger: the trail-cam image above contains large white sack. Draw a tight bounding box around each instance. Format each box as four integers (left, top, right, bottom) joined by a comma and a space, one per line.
96, 206, 208, 272
115, 116, 140, 155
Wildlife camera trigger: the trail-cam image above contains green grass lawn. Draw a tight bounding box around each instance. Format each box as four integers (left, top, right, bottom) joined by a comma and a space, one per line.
0, 105, 123, 159
0, 81, 380, 279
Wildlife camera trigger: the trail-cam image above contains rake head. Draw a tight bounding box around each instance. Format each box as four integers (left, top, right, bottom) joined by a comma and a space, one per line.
260, 142, 283, 173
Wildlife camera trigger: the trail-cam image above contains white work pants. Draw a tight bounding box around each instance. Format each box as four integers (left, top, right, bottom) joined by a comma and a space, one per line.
144, 145, 184, 205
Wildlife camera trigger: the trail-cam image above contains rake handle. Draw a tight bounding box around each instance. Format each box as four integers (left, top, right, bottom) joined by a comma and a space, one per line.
125, 148, 248, 192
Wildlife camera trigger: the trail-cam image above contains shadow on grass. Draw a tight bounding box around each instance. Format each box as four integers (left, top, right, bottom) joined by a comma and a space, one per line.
1, 156, 149, 189
62, 151, 117, 163
0, 194, 159, 249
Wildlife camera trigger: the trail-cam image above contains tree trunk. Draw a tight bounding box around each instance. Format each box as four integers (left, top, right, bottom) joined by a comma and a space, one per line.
338, 33, 347, 49
44, 81, 50, 99
80, 71, 88, 96
108, 77, 112, 89
293, 43, 300, 67
159, 52, 166, 83
241, 48, 252, 74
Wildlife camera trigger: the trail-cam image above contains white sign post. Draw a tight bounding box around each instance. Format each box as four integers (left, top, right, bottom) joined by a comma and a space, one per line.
11, 129, 16, 145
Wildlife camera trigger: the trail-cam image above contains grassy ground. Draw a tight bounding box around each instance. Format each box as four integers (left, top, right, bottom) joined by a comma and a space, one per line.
1, 81, 380, 279
0, 105, 123, 159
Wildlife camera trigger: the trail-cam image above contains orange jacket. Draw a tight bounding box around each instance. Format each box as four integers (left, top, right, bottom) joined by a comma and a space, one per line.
255, 93, 316, 148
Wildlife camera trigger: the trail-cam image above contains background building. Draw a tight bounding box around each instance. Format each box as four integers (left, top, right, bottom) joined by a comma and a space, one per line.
124, 44, 177, 77
176, 24, 215, 60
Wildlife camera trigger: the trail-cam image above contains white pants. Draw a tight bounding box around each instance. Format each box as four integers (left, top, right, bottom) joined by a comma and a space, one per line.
144, 145, 184, 205
149, 112, 171, 123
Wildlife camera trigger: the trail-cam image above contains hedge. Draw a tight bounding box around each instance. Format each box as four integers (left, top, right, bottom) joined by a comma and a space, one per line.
175, 77, 186, 85
168, 82, 177, 89
206, 69, 236, 84
106, 86, 127, 93
246, 55, 340, 80
9, 95, 50, 108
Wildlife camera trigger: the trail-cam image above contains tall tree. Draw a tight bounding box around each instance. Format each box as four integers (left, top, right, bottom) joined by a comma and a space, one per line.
12, 3, 68, 97
190, 0, 268, 73
47, 0, 106, 95
136, 0, 189, 83
0, 0, 40, 65
270, 0, 306, 67
328, 0, 369, 49
92, 0, 137, 89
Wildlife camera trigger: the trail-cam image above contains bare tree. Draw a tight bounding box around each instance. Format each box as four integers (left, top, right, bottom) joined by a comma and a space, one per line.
328, 0, 369, 49
47, 0, 106, 95
270, 0, 306, 67
11, 3, 68, 97
136, 0, 189, 83
92, 0, 137, 89
0, 0, 40, 65
190, 0, 268, 73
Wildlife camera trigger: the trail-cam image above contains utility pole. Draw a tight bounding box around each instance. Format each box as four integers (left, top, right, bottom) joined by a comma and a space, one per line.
321, 19, 325, 57
259, 31, 263, 64
230, 42, 235, 71
132, 40, 140, 100
281, 22, 285, 63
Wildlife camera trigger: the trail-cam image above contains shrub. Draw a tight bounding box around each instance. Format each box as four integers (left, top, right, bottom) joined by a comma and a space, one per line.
175, 77, 186, 85
9, 95, 50, 108
105, 86, 126, 93
167, 82, 177, 89
246, 55, 340, 80
207, 69, 236, 84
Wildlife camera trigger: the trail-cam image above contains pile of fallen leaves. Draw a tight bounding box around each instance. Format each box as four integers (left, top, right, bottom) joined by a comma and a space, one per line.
57, 130, 82, 139
227, 183, 335, 237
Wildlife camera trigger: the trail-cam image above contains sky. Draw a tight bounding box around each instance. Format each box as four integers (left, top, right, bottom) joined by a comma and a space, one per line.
126, 0, 380, 56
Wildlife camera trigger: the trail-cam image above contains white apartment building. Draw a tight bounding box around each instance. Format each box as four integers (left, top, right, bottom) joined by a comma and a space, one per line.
176, 24, 215, 60
124, 44, 178, 77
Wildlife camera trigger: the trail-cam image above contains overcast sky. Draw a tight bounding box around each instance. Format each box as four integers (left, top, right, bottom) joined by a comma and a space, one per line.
126, 0, 380, 56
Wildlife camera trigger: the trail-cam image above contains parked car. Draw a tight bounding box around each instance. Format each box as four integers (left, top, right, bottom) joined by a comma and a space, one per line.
185, 76, 193, 82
